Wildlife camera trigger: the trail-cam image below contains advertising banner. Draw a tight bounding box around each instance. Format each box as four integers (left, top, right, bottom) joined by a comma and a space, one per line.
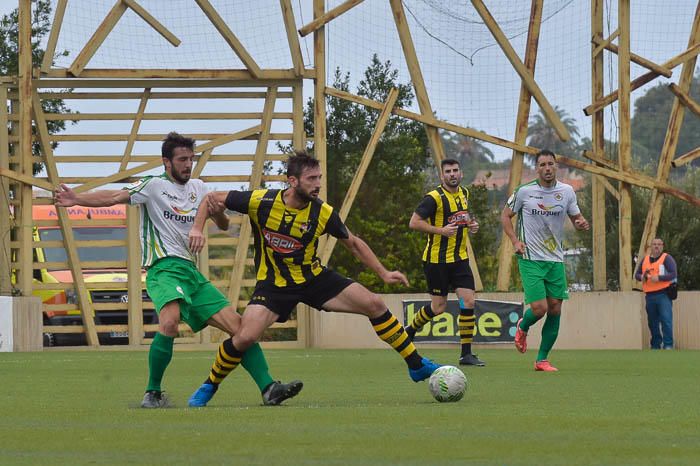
403, 298, 523, 344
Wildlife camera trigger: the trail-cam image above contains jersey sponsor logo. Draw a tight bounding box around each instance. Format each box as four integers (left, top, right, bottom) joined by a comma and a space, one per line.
171, 205, 194, 215
447, 210, 471, 225
263, 228, 303, 254
161, 191, 180, 201
163, 208, 196, 223
531, 204, 563, 216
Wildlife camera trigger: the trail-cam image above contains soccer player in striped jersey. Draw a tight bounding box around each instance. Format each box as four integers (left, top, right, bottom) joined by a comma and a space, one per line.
501, 149, 589, 371
406, 158, 484, 366
54, 132, 302, 408
187, 151, 441, 407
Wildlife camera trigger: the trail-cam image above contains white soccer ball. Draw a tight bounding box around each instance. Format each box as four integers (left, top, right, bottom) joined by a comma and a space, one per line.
428, 365, 467, 402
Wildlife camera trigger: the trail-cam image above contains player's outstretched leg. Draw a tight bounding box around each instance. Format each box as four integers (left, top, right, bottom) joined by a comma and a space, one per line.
370, 310, 440, 382
189, 338, 244, 407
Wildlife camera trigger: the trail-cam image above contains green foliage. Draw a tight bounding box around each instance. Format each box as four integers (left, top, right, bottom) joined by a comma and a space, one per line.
0, 0, 74, 174
632, 74, 700, 171
527, 106, 581, 159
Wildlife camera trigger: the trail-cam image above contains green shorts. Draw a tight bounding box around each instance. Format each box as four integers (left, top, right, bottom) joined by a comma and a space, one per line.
518, 258, 569, 304
146, 256, 229, 332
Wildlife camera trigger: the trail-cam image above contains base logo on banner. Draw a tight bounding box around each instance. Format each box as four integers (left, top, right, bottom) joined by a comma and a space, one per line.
403, 299, 523, 344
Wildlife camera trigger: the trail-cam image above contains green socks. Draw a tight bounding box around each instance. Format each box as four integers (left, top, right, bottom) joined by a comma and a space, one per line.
537, 314, 561, 361
241, 342, 274, 392
146, 332, 174, 392
519, 308, 541, 332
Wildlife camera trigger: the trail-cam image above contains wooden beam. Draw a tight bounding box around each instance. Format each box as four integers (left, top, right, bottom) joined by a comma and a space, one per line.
193, 125, 262, 154
617, 0, 633, 291
280, 0, 305, 76
68, 0, 129, 76
592, 35, 672, 77
584, 43, 700, 116
36, 76, 300, 87
668, 82, 700, 118
33, 94, 99, 346
0, 86, 10, 295
582, 150, 618, 170
495, 0, 543, 291
126, 204, 144, 345
321, 88, 399, 265
0, 167, 54, 191
119, 88, 150, 171
29, 91, 294, 99
298, 0, 364, 37
555, 154, 700, 207
637, 2, 700, 270
41, 0, 67, 73
592, 28, 619, 58
326, 86, 533, 154
599, 176, 620, 201
191, 149, 212, 179
390, 0, 445, 166
73, 158, 163, 194
292, 82, 304, 150
314, 0, 328, 201
10, 111, 292, 121
471, 0, 570, 141
18, 0, 34, 300
195, 0, 262, 78
672, 146, 700, 168
227, 88, 278, 307
122, 0, 181, 46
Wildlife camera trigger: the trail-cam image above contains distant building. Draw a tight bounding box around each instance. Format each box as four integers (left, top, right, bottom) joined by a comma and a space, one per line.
471, 168, 586, 191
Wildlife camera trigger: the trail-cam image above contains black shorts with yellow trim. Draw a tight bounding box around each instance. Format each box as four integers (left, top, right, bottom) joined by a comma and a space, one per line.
248, 268, 354, 322
423, 259, 475, 296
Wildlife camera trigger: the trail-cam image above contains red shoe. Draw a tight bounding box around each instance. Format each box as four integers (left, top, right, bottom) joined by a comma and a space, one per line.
534, 360, 558, 372
514, 318, 527, 353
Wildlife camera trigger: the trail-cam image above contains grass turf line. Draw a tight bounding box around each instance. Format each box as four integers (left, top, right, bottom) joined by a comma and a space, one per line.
0, 348, 698, 465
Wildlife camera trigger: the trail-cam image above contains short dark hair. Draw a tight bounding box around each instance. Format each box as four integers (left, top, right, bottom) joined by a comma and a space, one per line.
162, 132, 195, 160
535, 149, 556, 164
287, 150, 320, 178
440, 158, 461, 170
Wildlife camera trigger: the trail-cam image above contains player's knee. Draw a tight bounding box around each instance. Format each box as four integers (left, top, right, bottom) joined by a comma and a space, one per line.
367, 294, 387, 316
236, 328, 261, 351
159, 318, 179, 337
432, 302, 447, 315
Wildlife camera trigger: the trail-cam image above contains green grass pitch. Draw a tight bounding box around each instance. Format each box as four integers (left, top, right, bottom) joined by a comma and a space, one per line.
0, 348, 698, 465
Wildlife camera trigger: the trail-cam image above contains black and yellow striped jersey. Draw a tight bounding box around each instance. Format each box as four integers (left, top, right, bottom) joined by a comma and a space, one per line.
225, 188, 349, 287
414, 185, 471, 264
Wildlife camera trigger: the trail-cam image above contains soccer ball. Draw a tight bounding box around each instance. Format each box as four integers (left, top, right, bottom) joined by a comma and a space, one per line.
428, 365, 467, 402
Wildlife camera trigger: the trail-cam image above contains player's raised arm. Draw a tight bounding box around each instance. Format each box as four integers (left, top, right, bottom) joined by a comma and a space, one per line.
54, 183, 129, 208
189, 191, 229, 253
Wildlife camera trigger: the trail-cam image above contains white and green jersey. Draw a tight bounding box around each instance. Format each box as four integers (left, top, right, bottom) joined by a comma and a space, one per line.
506, 179, 580, 262
124, 173, 208, 267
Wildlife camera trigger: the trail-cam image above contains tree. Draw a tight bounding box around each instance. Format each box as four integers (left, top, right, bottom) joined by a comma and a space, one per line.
0, 0, 73, 174
526, 106, 580, 161
631, 73, 700, 172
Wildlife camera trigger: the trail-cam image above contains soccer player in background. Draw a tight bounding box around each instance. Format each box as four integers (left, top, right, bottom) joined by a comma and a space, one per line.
405, 158, 485, 366
500, 149, 589, 371
187, 150, 441, 407
54, 132, 302, 408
